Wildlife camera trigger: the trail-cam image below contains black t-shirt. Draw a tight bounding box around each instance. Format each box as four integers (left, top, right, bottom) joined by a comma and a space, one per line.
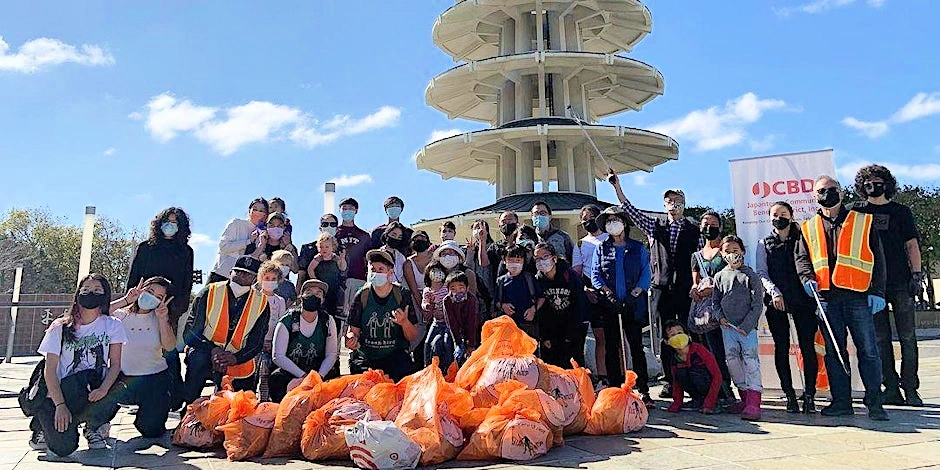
852, 201, 919, 291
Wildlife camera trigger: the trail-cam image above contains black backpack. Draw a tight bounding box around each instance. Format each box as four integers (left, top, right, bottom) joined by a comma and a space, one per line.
19, 330, 65, 417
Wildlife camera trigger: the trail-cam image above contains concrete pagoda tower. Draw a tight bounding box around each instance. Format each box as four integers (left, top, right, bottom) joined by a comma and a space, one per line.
414, 0, 678, 236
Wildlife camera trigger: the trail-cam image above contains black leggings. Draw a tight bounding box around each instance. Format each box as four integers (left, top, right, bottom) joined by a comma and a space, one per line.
601, 299, 649, 395
766, 305, 818, 397
33, 370, 120, 457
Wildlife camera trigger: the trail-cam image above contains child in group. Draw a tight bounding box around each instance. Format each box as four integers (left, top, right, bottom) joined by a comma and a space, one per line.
422, 263, 451, 370
270, 249, 298, 306
712, 235, 766, 420
442, 272, 481, 366
534, 242, 587, 369
495, 244, 545, 342
664, 321, 723, 415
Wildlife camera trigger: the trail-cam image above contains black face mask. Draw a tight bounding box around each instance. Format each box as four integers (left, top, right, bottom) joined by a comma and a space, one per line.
301, 295, 322, 312
864, 181, 886, 198
77, 292, 107, 309
701, 225, 721, 241
772, 217, 790, 230
386, 237, 406, 250
411, 239, 431, 253
817, 188, 841, 208
581, 219, 598, 233
500, 223, 518, 237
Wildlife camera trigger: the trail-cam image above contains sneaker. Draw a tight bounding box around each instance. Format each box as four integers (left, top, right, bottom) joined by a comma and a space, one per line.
868, 406, 890, 421
820, 403, 854, 417
881, 387, 905, 406
83, 425, 108, 450
659, 383, 673, 399
904, 389, 923, 407
29, 430, 47, 451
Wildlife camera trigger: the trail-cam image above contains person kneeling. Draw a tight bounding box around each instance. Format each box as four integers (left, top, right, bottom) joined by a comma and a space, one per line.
664, 321, 722, 415
268, 279, 339, 402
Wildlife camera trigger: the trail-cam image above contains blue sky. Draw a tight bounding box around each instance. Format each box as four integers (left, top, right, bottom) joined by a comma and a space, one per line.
2, 0, 938, 277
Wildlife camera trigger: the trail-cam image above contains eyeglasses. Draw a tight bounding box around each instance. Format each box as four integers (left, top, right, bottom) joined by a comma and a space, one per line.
320, 221, 338, 227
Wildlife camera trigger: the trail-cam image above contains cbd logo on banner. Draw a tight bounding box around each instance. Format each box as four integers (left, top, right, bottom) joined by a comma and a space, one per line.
752, 179, 814, 198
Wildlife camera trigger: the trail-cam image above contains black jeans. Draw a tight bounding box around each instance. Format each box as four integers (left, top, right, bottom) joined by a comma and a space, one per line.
33, 370, 120, 457
675, 363, 713, 403
766, 305, 819, 397
702, 327, 735, 399
182, 348, 257, 405
540, 322, 587, 369
165, 350, 185, 411
875, 291, 919, 391
350, 348, 413, 382
103, 370, 172, 437
601, 299, 649, 395
658, 287, 692, 383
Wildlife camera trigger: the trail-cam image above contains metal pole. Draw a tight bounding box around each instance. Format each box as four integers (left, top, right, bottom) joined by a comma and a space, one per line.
5, 266, 23, 363
77, 206, 96, 282
811, 288, 850, 376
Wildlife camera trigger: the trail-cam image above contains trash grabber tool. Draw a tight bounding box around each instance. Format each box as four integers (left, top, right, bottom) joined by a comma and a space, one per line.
811, 288, 850, 376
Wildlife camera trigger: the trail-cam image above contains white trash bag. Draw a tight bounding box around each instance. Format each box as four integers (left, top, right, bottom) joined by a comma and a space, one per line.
345, 420, 421, 470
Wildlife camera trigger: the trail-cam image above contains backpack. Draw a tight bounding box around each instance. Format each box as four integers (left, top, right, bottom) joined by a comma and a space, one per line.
19, 328, 66, 417
497, 271, 538, 308
359, 283, 403, 311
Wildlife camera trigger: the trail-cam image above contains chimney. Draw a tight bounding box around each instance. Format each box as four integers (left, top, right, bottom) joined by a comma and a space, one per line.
324, 182, 336, 216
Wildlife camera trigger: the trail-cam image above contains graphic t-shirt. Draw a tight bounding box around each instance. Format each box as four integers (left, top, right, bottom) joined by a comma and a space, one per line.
336, 225, 372, 281
113, 309, 168, 376
38, 315, 128, 381
852, 201, 920, 292
347, 285, 417, 360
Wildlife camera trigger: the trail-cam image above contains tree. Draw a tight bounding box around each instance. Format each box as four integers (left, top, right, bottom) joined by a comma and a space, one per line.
0, 208, 140, 294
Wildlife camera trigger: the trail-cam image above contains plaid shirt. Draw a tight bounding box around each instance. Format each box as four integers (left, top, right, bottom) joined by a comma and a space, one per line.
619, 199, 685, 253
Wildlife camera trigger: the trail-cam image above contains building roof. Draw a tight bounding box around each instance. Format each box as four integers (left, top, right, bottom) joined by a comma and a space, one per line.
415, 191, 665, 223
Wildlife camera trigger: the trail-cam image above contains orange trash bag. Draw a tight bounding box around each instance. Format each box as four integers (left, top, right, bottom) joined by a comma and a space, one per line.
173, 397, 223, 449
584, 371, 648, 435
395, 357, 473, 466
458, 403, 552, 461
216, 401, 278, 461
454, 316, 550, 407
264, 371, 323, 458
363, 380, 408, 420
312, 369, 394, 409
300, 397, 378, 461
493, 380, 566, 447
544, 360, 595, 435
194, 376, 237, 429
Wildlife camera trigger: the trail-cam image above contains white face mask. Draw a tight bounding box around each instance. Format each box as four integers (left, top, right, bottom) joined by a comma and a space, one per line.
536, 259, 554, 274
370, 272, 390, 287
506, 262, 524, 275
606, 220, 625, 236
230, 282, 251, 297
279, 265, 291, 277
440, 255, 460, 269
137, 291, 161, 311
261, 280, 279, 292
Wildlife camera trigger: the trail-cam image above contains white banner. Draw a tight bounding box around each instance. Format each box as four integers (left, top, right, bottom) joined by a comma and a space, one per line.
729, 149, 835, 266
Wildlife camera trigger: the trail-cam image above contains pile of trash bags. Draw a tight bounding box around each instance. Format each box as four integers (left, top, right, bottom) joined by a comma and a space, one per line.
173, 316, 648, 468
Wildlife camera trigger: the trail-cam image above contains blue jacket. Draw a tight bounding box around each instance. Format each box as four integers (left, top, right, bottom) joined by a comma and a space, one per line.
591, 238, 652, 298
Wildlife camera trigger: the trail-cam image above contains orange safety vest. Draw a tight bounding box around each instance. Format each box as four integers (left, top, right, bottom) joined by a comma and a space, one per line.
801, 211, 875, 292
204, 282, 268, 378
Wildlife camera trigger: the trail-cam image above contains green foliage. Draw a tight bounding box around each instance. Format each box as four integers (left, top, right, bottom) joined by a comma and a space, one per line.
0, 208, 140, 294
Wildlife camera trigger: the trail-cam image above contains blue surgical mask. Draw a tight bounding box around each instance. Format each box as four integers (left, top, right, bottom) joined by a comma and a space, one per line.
161, 221, 178, 238
370, 272, 390, 287
386, 206, 403, 219
137, 291, 161, 311
532, 215, 550, 230
341, 209, 356, 221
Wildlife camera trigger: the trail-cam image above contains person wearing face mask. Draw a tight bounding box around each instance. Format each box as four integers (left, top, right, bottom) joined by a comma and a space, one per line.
250, 212, 297, 262
495, 244, 546, 342
755, 202, 820, 414
269, 279, 339, 402
421, 262, 453, 371
534, 243, 587, 369
370, 196, 414, 253
531, 202, 580, 272
487, 211, 519, 278
689, 212, 736, 408
607, 171, 700, 399
496, 225, 539, 277
464, 219, 496, 319
107, 277, 177, 438
346, 250, 420, 381
182, 257, 271, 403
590, 207, 653, 404
336, 198, 374, 323
306, 232, 348, 341
380, 222, 410, 284
712, 236, 765, 420
442, 272, 481, 366
403, 230, 434, 308
850, 165, 923, 407
210, 198, 269, 283
432, 241, 478, 295
795, 175, 888, 420
663, 321, 722, 415
28, 274, 127, 455
298, 213, 343, 287
270, 250, 298, 306
257, 261, 288, 401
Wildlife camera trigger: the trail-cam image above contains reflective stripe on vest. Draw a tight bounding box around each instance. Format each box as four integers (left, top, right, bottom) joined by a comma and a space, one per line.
801, 211, 874, 292
203, 282, 268, 378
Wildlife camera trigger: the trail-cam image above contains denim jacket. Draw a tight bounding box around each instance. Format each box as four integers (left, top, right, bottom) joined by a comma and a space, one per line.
590, 238, 652, 297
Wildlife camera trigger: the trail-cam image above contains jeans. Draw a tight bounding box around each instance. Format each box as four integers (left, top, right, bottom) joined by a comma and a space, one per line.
424, 320, 455, 373
33, 370, 121, 457
766, 305, 819, 397
702, 328, 734, 399
874, 291, 919, 391
821, 296, 883, 408
721, 327, 762, 392
182, 348, 257, 405
658, 287, 693, 383
165, 350, 185, 411
103, 370, 172, 437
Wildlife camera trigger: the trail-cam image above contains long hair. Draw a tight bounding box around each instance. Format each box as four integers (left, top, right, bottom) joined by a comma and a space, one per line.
149, 207, 192, 245
472, 219, 495, 246
854, 164, 898, 199
127, 276, 172, 314
61, 273, 113, 342
510, 225, 538, 245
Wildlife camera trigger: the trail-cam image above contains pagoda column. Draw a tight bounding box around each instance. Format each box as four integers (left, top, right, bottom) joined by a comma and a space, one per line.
499, 147, 516, 197
516, 144, 535, 193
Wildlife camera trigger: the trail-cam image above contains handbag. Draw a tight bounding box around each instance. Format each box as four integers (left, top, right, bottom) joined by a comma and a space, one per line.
688, 253, 721, 334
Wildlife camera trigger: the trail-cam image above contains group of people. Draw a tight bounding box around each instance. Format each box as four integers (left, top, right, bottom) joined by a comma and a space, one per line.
26, 164, 925, 456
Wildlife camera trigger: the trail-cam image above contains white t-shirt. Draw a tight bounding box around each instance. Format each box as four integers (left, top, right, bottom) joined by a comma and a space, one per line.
38, 315, 128, 381
580, 232, 609, 278
113, 309, 168, 376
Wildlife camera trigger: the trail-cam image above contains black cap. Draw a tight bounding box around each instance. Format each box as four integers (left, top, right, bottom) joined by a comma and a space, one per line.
339, 197, 359, 209
232, 256, 262, 275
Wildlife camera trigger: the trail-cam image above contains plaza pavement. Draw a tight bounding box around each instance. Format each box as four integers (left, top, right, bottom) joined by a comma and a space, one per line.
0, 340, 938, 470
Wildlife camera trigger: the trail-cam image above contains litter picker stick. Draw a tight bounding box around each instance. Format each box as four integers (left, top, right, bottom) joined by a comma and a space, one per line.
566, 105, 613, 173
787, 312, 806, 392
811, 288, 851, 376
617, 307, 630, 382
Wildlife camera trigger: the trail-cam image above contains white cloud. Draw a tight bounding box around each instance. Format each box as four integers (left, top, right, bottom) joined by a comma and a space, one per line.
774, 0, 884, 17
103, 147, 117, 156
631, 173, 650, 186
189, 233, 216, 252
837, 159, 940, 183
842, 92, 940, 139
132, 92, 401, 155
329, 174, 373, 188
427, 128, 464, 144
649, 93, 792, 152
0, 35, 114, 73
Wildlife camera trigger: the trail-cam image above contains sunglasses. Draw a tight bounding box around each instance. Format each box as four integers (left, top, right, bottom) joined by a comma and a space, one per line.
320, 221, 338, 227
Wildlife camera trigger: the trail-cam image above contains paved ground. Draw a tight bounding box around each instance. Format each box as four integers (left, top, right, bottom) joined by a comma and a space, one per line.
1, 340, 939, 470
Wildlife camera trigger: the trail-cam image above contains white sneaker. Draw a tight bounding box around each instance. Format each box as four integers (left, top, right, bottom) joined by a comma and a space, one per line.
29, 431, 47, 450
83, 424, 109, 450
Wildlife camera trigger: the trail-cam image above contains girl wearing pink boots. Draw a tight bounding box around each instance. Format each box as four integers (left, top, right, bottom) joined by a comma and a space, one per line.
712, 235, 765, 420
